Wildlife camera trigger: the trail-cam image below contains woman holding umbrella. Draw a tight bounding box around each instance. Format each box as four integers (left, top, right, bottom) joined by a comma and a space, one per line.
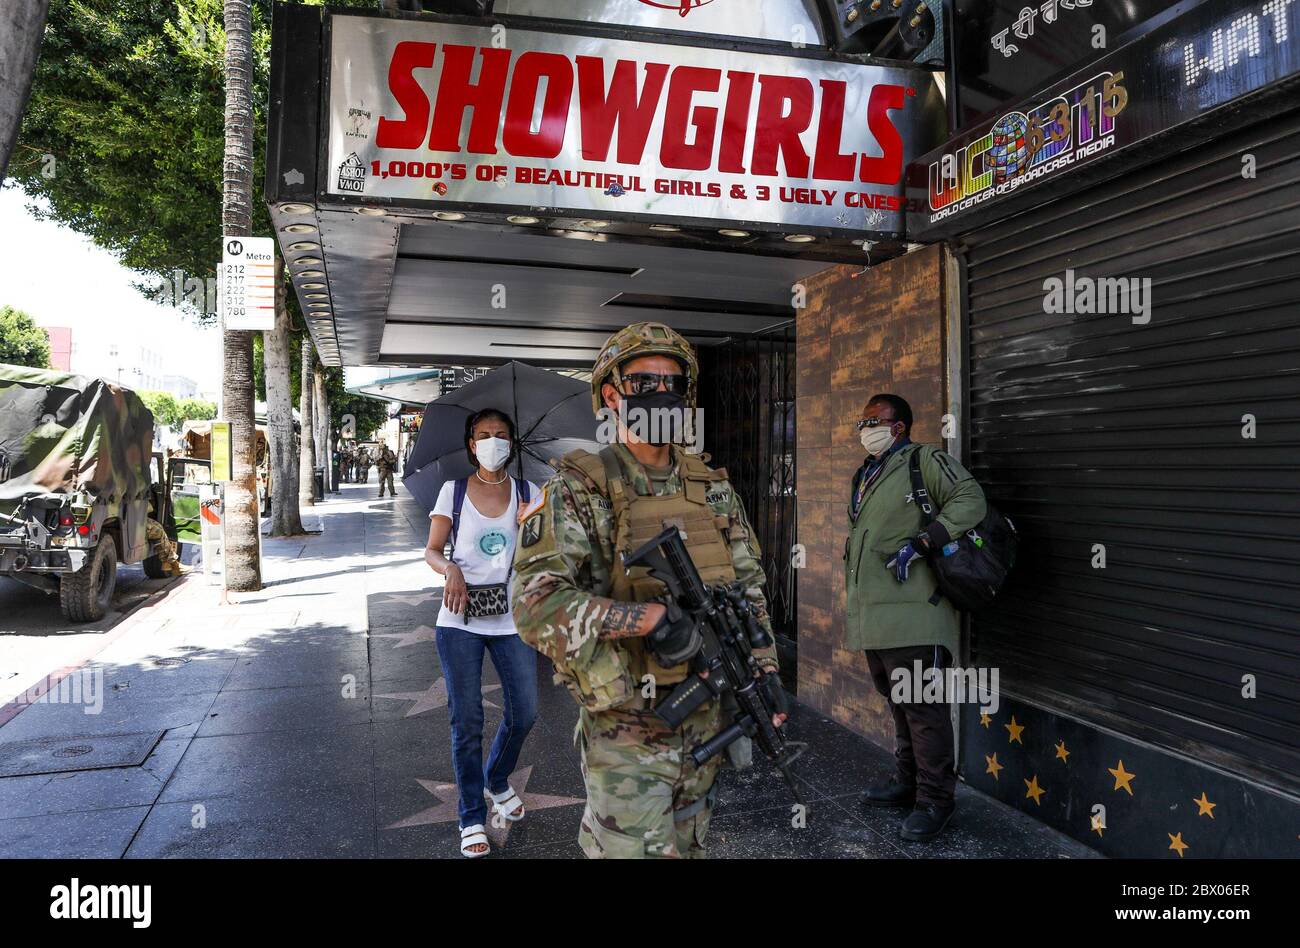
423, 408, 540, 858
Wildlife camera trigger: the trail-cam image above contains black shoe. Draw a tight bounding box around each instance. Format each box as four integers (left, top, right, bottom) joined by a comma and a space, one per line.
899, 802, 956, 842
859, 778, 916, 808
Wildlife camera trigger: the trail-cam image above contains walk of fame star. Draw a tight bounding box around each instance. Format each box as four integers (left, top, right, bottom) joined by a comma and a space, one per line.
385, 765, 584, 850
374, 678, 501, 716
372, 625, 439, 648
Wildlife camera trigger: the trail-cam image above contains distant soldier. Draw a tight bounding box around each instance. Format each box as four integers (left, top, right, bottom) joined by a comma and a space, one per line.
145, 518, 182, 576
511, 321, 787, 859
339, 442, 353, 483
376, 444, 397, 498
357, 448, 370, 484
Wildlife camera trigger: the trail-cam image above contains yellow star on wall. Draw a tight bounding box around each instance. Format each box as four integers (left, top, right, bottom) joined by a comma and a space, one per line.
1054, 741, 1070, 763
1024, 775, 1046, 805
1091, 813, 1106, 836
1168, 832, 1189, 857
1193, 792, 1216, 818
1109, 760, 1136, 795
980, 712, 992, 728
1005, 716, 1025, 744
986, 753, 1003, 780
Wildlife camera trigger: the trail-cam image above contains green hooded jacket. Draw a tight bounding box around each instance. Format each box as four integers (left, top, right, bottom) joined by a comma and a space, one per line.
844, 442, 987, 655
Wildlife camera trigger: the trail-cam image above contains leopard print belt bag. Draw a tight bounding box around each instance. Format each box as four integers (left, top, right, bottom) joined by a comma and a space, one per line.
464, 583, 510, 620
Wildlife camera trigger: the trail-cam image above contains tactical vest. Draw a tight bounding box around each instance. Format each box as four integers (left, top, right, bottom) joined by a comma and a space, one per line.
559, 445, 738, 712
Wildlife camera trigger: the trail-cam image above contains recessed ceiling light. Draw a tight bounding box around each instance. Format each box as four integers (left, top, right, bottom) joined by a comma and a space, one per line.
719, 229, 750, 238
434, 211, 465, 221
279, 203, 314, 215
580, 219, 609, 228
282, 223, 317, 234
507, 215, 540, 225
649, 224, 680, 232
295, 256, 323, 265
304, 293, 328, 299
287, 241, 318, 252
300, 282, 326, 289
298, 269, 325, 277
784, 234, 816, 243
308, 302, 330, 308
356, 206, 386, 217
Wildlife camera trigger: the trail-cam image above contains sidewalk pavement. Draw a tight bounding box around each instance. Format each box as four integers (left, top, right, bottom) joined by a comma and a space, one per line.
0, 480, 1098, 859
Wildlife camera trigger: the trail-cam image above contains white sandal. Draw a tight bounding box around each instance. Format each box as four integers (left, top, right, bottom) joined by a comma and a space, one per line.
460, 824, 490, 858
486, 786, 526, 822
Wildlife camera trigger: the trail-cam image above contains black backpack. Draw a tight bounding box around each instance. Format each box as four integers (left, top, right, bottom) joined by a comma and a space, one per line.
908, 448, 1017, 611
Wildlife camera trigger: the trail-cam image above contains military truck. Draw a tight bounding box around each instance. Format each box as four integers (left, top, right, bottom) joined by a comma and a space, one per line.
0, 365, 181, 622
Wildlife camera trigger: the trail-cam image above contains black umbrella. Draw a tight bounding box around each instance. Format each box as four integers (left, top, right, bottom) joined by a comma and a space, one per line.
402, 361, 602, 513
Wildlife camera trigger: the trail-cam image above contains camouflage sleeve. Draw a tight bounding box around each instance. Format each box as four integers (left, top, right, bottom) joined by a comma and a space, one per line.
511, 471, 622, 670
720, 480, 779, 673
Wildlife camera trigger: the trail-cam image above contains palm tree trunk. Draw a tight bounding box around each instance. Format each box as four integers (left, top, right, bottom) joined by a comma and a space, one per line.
0, 0, 50, 180
262, 259, 303, 536
299, 336, 316, 507
220, 0, 260, 590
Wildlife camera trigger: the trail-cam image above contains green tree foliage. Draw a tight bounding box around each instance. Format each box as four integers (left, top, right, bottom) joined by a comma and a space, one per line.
138, 389, 181, 428
178, 396, 217, 422
323, 366, 389, 443
0, 304, 52, 368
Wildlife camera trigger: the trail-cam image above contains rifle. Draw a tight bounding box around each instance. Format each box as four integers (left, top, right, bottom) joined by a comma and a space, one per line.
624, 526, 807, 808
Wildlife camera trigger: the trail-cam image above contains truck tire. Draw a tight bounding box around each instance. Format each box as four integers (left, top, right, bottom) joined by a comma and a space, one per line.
59, 538, 118, 623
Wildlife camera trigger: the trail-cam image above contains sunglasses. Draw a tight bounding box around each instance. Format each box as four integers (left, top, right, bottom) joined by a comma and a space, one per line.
618, 372, 690, 396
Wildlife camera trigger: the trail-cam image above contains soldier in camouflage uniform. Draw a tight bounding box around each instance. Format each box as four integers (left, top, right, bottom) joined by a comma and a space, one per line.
512, 322, 785, 859
145, 518, 182, 576
376, 445, 397, 498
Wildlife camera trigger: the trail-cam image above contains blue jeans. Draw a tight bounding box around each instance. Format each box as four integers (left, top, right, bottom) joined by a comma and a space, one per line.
434, 626, 539, 828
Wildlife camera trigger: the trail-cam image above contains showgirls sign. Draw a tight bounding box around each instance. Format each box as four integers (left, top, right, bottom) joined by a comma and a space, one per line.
324, 13, 944, 235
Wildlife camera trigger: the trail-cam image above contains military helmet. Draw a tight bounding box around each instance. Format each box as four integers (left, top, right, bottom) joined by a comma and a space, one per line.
590, 321, 698, 415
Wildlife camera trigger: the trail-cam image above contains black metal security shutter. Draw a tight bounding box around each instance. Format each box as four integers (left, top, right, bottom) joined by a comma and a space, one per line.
960, 109, 1300, 793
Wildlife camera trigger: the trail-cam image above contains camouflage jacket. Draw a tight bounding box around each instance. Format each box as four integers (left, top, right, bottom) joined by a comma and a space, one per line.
512, 443, 778, 683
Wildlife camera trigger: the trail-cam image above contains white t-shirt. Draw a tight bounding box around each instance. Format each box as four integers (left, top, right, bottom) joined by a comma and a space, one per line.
429, 478, 539, 636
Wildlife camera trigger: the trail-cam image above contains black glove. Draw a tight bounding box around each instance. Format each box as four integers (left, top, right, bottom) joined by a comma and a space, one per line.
760, 670, 789, 719
646, 602, 702, 666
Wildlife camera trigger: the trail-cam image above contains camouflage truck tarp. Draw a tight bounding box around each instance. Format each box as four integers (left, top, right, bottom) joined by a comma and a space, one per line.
0, 364, 154, 503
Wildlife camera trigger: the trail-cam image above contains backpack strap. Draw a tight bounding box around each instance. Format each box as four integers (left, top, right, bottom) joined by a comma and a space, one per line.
907, 447, 944, 606
907, 447, 936, 525
450, 477, 468, 552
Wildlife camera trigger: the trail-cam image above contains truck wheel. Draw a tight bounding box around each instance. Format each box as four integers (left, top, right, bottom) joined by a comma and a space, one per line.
59, 538, 118, 623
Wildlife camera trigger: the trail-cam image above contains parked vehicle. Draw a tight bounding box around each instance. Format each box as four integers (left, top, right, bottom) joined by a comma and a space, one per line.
0, 365, 181, 621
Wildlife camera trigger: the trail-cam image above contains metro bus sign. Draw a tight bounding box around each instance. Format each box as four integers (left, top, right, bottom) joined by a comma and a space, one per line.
325, 15, 944, 235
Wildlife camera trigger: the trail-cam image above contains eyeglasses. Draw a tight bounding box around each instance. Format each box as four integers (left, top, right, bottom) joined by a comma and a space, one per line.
618, 372, 690, 396
855, 417, 896, 431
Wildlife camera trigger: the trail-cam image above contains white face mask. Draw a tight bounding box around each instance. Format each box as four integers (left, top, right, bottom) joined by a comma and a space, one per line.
860, 425, 896, 458
474, 436, 511, 472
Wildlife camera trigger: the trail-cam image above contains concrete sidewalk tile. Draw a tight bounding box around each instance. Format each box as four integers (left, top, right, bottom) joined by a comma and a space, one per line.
126, 783, 376, 858
0, 737, 188, 819
197, 682, 373, 737
156, 723, 374, 804
0, 805, 151, 858
0, 690, 219, 743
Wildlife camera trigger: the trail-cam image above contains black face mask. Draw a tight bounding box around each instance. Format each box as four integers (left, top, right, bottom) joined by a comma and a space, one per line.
622, 391, 688, 446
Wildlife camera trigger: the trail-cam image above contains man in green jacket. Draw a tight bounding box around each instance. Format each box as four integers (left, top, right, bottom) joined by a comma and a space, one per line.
846, 394, 987, 842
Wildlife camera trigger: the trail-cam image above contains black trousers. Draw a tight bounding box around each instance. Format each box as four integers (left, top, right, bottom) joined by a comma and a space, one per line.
865, 644, 957, 807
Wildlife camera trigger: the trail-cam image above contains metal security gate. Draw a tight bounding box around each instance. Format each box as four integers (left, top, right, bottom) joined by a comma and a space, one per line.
698, 325, 798, 666
960, 109, 1300, 793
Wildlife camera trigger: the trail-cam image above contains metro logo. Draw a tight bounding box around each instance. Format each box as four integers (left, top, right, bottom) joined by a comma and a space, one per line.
375, 43, 908, 185
639, 0, 716, 14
